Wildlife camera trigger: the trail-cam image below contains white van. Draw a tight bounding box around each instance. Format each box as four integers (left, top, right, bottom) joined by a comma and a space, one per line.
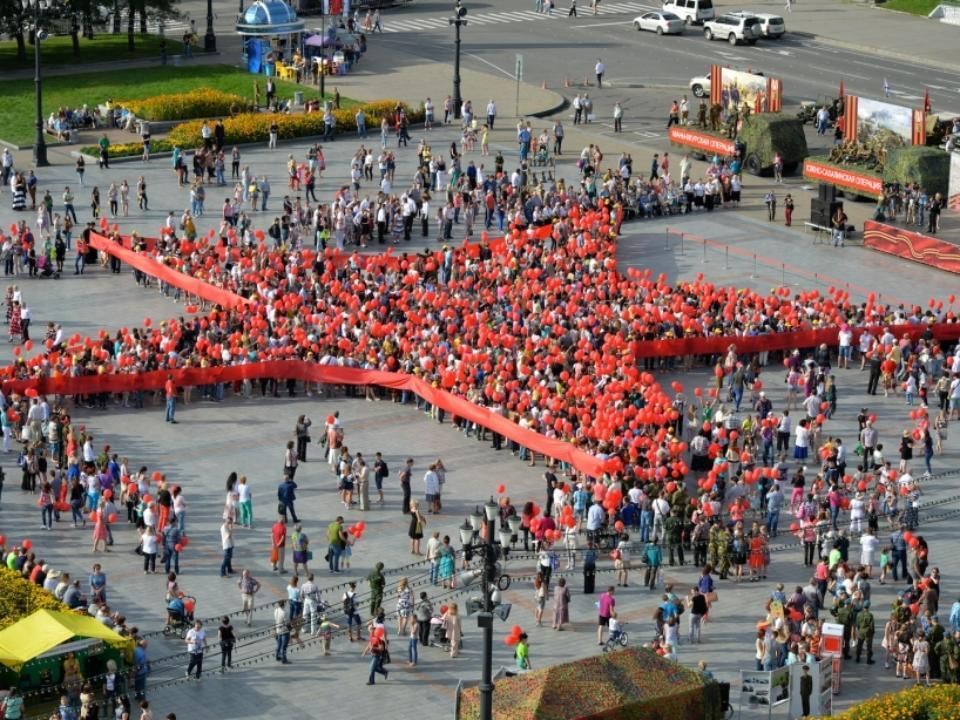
662, 0, 715, 24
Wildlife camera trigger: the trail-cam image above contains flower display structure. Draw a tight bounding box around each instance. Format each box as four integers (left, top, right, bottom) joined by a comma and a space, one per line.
458, 647, 720, 720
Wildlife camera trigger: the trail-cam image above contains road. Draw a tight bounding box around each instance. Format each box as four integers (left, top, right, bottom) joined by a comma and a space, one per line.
355, 0, 960, 144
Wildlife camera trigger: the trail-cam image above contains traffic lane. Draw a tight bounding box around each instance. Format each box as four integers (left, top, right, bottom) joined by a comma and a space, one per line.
378, 0, 960, 96
378, 14, 960, 118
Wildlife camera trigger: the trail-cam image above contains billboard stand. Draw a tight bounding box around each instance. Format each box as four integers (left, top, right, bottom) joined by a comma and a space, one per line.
786, 658, 833, 719
739, 666, 791, 720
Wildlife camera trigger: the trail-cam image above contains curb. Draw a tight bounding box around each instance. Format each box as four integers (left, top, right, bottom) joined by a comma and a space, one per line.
528, 95, 570, 119
790, 30, 959, 74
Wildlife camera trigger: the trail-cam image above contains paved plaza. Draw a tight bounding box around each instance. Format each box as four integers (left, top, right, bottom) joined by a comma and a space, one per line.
1, 0, 960, 716
1, 117, 960, 719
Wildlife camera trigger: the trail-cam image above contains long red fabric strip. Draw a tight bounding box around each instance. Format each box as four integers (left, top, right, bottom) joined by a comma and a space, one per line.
88, 232, 252, 310
8, 362, 606, 477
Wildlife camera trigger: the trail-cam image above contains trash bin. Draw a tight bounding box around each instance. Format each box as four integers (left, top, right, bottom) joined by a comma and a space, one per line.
294, 91, 304, 107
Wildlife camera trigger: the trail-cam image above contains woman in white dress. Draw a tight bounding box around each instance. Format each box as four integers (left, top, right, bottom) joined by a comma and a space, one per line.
859, 528, 878, 576
848, 492, 866, 534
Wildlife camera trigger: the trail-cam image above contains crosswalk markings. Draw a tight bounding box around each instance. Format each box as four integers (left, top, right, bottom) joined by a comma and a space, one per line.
382, 1, 655, 33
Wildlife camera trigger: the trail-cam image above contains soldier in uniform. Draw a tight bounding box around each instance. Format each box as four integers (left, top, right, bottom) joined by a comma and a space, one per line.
855, 601, 875, 664
929, 615, 945, 681
665, 511, 684, 566
707, 522, 722, 569
692, 518, 709, 567
716, 525, 731, 579
834, 593, 854, 660
698, 99, 708, 129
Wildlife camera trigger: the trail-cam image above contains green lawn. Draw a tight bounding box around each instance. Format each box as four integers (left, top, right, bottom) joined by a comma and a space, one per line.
0, 34, 183, 72
879, 0, 959, 15
0, 65, 313, 147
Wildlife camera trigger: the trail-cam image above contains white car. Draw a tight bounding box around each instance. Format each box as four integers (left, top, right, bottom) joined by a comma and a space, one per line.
633, 11, 685, 34
703, 13, 761, 44
689, 75, 710, 98
662, 0, 715, 25
728, 10, 785, 37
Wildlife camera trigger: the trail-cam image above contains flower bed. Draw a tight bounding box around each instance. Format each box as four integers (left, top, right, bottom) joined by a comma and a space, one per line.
458, 647, 718, 720
814, 685, 960, 720
119, 88, 253, 122
167, 99, 423, 148
0, 567, 74, 631
79, 139, 176, 158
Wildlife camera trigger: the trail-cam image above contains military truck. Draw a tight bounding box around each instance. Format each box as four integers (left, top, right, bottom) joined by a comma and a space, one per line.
669, 112, 808, 177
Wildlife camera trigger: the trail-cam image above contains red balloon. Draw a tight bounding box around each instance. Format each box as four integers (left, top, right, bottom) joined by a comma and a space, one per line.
108, 513, 118, 523
22, 539, 32, 550
497, 484, 506, 494
174, 544, 183, 552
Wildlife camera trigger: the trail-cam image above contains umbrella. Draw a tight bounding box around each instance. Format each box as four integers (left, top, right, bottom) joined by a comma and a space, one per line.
303, 34, 325, 46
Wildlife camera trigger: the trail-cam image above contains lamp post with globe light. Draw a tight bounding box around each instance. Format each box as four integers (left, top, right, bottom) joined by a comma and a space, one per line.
458, 499, 514, 720
449, 1, 467, 120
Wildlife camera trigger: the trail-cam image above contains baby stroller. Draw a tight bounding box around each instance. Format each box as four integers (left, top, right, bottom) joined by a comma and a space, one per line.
38, 254, 60, 279
163, 595, 196, 639
430, 616, 449, 649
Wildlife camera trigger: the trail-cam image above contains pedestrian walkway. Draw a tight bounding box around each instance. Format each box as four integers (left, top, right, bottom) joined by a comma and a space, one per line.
382, 1, 657, 33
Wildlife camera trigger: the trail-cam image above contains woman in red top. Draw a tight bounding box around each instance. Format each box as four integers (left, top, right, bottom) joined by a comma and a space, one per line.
748, 533, 765, 581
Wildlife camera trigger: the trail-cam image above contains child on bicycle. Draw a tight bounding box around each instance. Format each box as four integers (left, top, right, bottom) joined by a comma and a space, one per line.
608, 611, 624, 644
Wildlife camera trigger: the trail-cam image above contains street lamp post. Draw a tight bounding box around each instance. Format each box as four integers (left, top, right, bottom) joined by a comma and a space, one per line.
459, 499, 513, 720
449, 1, 467, 120
204, 0, 216, 51
31, 0, 49, 168
319, 11, 326, 99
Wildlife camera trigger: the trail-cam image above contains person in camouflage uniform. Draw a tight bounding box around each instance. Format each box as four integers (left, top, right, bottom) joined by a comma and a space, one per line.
854, 601, 875, 664
928, 615, 945, 680
692, 518, 710, 566
665, 511, 684, 566
716, 525, 732, 579
707, 522, 722, 569
833, 591, 854, 659
936, 631, 960, 684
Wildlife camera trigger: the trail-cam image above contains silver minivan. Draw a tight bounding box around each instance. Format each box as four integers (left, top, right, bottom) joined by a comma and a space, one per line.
662, 0, 716, 25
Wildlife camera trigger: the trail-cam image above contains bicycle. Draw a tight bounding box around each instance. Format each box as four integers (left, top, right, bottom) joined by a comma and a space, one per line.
602, 623, 629, 652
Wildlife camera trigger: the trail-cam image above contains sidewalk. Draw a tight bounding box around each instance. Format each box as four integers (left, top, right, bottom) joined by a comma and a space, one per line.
747, 0, 959, 70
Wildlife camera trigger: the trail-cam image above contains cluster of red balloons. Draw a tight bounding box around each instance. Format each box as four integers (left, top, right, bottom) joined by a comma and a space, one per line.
503, 624, 525, 646
348, 521, 366, 539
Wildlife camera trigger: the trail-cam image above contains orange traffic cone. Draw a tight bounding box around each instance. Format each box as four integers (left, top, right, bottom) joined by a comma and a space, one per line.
564, 77, 571, 88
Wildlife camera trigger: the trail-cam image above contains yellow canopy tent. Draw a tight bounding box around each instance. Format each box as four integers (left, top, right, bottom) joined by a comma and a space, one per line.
0, 609, 133, 670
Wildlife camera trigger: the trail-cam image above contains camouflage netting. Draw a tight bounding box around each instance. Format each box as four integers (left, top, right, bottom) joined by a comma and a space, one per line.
883, 146, 950, 196
738, 113, 809, 174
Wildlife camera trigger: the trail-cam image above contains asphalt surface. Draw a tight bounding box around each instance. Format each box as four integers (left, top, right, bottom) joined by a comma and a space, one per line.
364, 0, 960, 145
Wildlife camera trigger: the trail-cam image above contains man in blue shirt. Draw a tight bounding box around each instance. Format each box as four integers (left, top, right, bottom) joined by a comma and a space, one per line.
133, 638, 149, 700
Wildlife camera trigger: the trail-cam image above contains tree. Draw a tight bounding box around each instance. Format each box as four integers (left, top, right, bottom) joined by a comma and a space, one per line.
0, 0, 28, 62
